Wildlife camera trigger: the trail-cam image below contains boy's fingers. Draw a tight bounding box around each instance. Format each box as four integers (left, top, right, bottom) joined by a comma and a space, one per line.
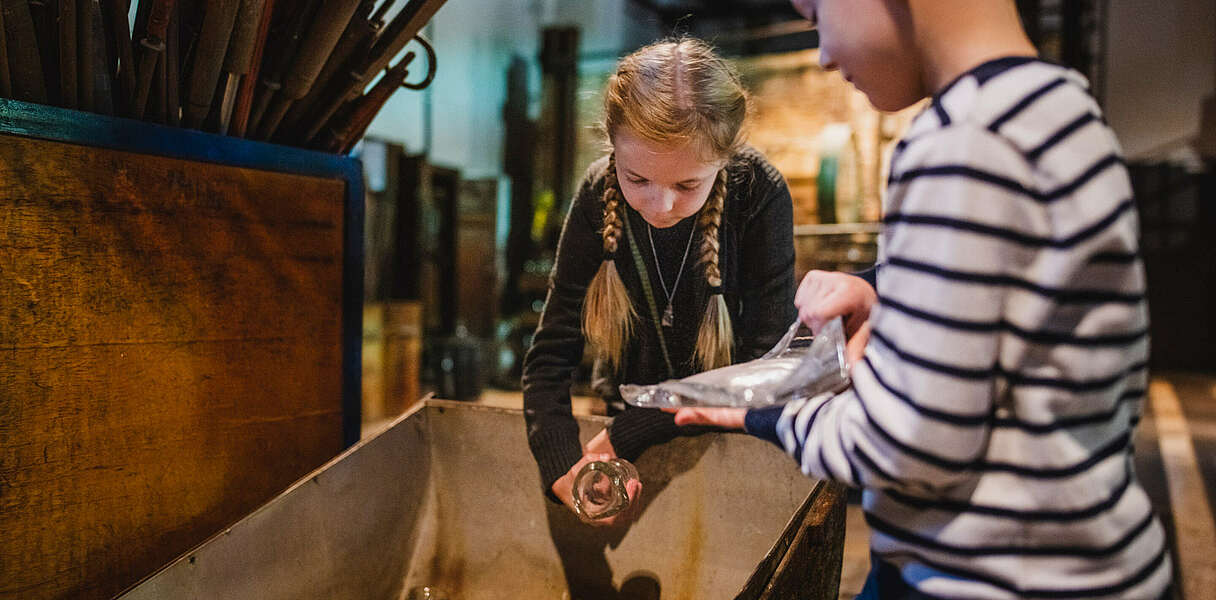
794, 270, 826, 309
672, 408, 697, 426
794, 276, 812, 309
798, 305, 823, 333
846, 322, 872, 365
673, 408, 712, 426
803, 285, 871, 334
799, 304, 829, 334
674, 407, 745, 429
676, 408, 719, 426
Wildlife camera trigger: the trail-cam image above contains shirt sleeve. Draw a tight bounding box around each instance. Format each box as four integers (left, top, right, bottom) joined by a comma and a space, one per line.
746, 123, 1039, 493
852, 265, 880, 288
522, 169, 605, 495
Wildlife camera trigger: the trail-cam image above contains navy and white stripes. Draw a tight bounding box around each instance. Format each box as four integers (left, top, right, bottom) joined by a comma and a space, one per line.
746, 58, 1169, 599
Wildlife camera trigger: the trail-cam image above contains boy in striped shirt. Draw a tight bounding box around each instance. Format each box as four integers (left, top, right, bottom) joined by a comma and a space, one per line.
672, 1, 1172, 598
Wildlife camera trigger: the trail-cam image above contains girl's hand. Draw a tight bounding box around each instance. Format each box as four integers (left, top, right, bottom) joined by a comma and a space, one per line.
549, 431, 643, 527
795, 270, 877, 337
664, 406, 746, 430
584, 427, 614, 455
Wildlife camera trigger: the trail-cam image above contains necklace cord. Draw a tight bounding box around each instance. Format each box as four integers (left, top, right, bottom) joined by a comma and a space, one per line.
647, 220, 697, 307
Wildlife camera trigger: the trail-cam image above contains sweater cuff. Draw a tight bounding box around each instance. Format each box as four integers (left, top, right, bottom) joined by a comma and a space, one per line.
608, 408, 682, 462
529, 427, 584, 503
745, 405, 783, 448
852, 264, 880, 288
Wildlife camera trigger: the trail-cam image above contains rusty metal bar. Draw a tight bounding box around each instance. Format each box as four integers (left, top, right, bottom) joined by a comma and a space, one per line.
229, 0, 273, 137
275, 0, 378, 142
132, 0, 175, 119
165, 0, 180, 125
216, 0, 263, 133
183, 0, 238, 128
103, 0, 135, 114
326, 51, 417, 153
58, 0, 77, 108
301, 0, 446, 145
76, 0, 95, 111
86, 0, 114, 114
0, 4, 10, 98
3, 0, 48, 103
246, 0, 319, 134
254, 0, 362, 140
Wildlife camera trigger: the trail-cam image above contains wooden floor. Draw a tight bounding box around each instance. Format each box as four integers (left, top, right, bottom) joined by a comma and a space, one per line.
372, 372, 1216, 600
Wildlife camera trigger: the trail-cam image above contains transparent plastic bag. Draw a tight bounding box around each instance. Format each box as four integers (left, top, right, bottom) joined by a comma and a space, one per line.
620, 317, 851, 409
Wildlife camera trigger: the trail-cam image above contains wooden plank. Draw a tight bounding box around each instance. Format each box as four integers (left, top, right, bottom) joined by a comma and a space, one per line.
1150, 378, 1216, 600
0, 97, 365, 447
0, 133, 347, 599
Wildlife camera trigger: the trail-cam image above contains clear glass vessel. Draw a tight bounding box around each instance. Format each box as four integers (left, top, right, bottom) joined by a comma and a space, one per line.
571, 458, 639, 523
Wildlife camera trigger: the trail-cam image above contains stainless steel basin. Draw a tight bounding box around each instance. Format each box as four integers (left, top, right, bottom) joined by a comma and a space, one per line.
120, 400, 844, 599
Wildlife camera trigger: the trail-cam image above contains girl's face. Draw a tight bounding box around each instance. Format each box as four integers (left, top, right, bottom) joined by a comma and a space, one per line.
613, 127, 725, 229
791, 0, 926, 112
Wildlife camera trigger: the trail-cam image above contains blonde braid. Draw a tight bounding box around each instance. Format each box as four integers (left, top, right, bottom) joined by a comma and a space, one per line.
694, 169, 733, 370
601, 155, 624, 255
582, 155, 637, 369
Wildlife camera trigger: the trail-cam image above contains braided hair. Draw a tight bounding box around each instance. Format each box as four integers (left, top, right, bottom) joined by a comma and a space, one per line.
581, 155, 636, 369
694, 168, 733, 370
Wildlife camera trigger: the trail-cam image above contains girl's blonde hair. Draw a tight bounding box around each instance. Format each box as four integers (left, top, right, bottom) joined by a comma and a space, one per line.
583, 37, 748, 372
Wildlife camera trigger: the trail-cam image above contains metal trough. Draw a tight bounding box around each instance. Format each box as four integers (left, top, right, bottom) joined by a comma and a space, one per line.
120, 400, 844, 599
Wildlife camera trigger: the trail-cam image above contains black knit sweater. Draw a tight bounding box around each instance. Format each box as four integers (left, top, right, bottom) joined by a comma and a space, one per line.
522, 147, 796, 495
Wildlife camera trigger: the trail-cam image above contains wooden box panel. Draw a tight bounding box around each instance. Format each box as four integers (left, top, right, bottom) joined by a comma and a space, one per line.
0, 103, 360, 600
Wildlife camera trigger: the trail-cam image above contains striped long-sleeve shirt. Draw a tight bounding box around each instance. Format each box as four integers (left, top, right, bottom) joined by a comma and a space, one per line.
746, 57, 1170, 599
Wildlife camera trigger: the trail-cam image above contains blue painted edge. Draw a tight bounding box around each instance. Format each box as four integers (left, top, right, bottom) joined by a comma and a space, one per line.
342, 157, 365, 449
1, 98, 365, 449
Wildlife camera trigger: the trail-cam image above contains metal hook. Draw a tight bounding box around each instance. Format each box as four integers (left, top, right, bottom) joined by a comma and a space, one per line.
401, 34, 436, 91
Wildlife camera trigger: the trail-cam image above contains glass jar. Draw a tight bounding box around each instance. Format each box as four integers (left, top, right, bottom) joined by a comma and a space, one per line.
571, 458, 639, 523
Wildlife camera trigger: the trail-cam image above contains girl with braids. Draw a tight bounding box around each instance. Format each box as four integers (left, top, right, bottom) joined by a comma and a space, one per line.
523, 37, 796, 524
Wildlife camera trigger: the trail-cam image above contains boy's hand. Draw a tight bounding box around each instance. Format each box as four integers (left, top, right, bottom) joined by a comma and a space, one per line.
795, 270, 877, 337
846, 321, 872, 366
665, 407, 746, 430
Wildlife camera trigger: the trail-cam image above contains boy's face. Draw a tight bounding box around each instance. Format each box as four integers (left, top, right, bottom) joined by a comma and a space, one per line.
791, 0, 926, 111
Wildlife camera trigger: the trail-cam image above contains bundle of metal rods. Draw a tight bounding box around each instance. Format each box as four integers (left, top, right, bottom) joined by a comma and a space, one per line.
0, 0, 443, 152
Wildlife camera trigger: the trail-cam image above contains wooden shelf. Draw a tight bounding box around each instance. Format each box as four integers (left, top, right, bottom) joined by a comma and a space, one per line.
793, 222, 882, 236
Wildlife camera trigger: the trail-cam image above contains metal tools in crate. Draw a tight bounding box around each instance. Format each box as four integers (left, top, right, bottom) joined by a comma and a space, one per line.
0, 0, 443, 152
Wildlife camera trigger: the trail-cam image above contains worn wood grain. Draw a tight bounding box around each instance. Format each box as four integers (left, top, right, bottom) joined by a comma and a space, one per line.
0, 133, 347, 600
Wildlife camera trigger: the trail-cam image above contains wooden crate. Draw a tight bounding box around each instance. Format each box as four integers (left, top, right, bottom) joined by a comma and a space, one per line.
0, 99, 363, 600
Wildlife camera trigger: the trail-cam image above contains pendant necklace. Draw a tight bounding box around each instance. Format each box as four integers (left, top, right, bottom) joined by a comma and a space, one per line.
648, 221, 697, 328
